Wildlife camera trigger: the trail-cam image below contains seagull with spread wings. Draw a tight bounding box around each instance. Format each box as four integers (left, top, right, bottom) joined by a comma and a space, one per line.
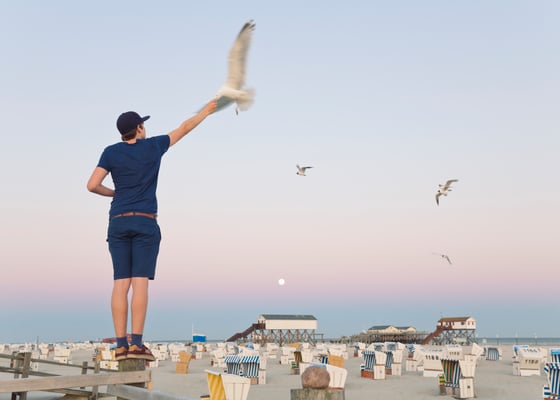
296, 165, 313, 176
215, 20, 256, 114
435, 179, 458, 205
433, 252, 453, 265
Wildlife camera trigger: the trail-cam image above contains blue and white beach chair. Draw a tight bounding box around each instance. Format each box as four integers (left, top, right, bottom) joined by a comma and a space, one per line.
485, 346, 501, 361
543, 362, 560, 400
550, 349, 560, 363
225, 354, 242, 376
240, 355, 260, 379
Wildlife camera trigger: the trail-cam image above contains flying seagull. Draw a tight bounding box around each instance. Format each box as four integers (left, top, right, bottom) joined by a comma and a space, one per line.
296, 165, 313, 176
435, 179, 458, 206
215, 20, 256, 115
433, 252, 453, 265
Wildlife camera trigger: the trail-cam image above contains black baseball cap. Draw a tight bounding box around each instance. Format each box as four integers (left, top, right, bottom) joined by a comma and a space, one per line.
116, 111, 150, 135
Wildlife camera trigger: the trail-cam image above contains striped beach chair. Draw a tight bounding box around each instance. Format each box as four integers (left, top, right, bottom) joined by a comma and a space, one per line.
362, 350, 377, 370
318, 354, 329, 364
551, 349, 560, 363
441, 358, 461, 389
240, 355, 260, 378
384, 351, 394, 371
361, 350, 386, 380
543, 363, 560, 400
225, 354, 242, 376
485, 346, 501, 361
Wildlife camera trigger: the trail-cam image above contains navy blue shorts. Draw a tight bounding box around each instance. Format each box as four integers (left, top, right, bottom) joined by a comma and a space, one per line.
107, 216, 161, 280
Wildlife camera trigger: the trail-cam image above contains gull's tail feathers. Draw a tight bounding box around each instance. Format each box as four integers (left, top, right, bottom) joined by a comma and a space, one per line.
236, 88, 255, 112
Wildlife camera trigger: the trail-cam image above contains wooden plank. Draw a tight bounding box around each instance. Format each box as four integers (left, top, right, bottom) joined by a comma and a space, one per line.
107, 384, 199, 400
0, 367, 58, 377
0, 353, 114, 373
0, 370, 151, 393
48, 387, 113, 398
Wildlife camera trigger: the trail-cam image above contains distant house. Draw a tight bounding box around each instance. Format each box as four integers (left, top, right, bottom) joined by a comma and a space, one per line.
437, 316, 476, 331
397, 326, 417, 334
367, 325, 417, 335
257, 314, 318, 330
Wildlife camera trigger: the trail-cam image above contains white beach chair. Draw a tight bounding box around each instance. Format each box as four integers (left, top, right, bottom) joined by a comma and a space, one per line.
211, 348, 227, 368
325, 364, 348, 389
443, 344, 463, 360
206, 370, 251, 400
514, 347, 543, 376
423, 349, 444, 377
298, 362, 348, 389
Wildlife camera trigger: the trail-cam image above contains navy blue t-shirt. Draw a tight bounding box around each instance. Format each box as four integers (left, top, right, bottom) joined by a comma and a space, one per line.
98, 135, 170, 218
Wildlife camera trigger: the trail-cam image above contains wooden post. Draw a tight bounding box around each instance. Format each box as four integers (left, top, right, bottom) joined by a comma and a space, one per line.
118, 359, 146, 376
91, 361, 100, 399
290, 388, 345, 400
11, 352, 31, 400
11, 352, 21, 379
118, 359, 147, 400
80, 361, 88, 389
21, 352, 31, 379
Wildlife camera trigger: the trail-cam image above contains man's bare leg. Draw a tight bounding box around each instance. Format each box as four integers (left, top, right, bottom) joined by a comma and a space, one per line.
112, 278, 131, 338
131, 277, 149, 335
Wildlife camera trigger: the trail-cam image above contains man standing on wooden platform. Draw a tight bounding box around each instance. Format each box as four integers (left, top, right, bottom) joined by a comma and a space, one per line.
87, 99, 217, 361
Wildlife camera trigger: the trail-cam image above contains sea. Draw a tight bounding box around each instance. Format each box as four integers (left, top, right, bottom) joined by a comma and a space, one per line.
478, 337, 560, 346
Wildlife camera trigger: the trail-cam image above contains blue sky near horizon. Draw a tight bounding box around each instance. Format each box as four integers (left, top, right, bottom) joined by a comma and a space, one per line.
0, 1, 559, 344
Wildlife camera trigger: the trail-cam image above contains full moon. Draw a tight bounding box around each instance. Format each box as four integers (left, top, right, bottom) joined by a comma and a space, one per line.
278, 278, 285, 286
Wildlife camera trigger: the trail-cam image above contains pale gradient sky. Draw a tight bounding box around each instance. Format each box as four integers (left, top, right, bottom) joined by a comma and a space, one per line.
1, 1, 559, 343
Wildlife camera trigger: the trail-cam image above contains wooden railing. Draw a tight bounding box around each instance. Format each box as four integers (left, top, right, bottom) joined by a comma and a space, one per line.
0, 352, 150, 400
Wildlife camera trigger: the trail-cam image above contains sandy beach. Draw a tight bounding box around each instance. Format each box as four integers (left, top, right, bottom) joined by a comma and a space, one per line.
1, 343, 557, 400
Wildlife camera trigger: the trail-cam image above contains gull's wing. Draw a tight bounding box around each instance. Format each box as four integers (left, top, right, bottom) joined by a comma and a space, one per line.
444, 255, 452, 265
225, 20, 255, 89
435, 192, 441, 205
442, 179, 458, 189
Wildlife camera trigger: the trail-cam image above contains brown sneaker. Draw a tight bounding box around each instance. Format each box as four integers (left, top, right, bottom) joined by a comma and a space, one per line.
127, 344, 156, 361
115, 346, 128, 361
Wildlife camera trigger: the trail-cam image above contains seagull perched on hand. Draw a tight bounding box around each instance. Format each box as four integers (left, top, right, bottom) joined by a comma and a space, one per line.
296, 165, 313, 176
215, 20, 256, 115
433, 252, 453, 265
435, 179, 458, 206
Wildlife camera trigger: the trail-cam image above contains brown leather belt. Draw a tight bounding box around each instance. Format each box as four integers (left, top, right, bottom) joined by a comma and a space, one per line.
112, 211, 157, 220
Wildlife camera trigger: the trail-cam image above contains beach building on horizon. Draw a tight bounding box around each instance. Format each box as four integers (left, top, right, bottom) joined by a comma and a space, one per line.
226, 314, 322, 345
347, 324, 428, 344
422, 316, 477, 345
